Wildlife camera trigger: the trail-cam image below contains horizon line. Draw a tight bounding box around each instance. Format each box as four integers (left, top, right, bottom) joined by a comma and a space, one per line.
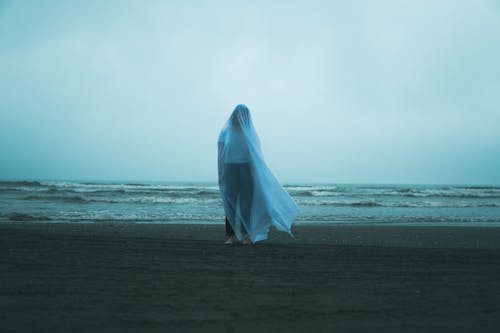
0, 178, 499, 187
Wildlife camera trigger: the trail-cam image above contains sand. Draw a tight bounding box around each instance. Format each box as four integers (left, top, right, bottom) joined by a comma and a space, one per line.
1, 222, 500, 332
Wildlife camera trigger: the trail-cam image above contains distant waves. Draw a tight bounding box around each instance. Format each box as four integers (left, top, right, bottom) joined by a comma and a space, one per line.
0, 181, 499, 225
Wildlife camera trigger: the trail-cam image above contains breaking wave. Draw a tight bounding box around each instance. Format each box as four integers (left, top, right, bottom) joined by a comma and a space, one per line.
1, 180, 499, 225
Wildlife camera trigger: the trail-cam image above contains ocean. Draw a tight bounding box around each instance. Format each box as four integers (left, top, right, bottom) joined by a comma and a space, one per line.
0, 180, 499, 226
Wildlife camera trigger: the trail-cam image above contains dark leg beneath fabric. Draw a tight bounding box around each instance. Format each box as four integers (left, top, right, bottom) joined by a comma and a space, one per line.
222, 163, 253, 237
225, 216, 234, 236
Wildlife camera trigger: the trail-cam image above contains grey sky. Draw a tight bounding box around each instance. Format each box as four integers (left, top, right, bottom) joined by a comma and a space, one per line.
1, 0, 499, 184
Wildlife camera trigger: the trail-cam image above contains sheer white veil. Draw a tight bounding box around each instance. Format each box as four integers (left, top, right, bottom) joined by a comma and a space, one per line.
218, 104, 299, 242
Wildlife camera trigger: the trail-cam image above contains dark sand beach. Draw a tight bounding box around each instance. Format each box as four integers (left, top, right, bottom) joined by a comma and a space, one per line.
1, 223, 500, 332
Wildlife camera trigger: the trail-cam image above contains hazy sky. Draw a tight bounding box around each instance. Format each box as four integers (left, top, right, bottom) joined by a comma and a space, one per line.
1, 0, 499, 184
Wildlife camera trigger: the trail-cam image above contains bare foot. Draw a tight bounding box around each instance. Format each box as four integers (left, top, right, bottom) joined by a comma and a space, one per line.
224, 236, 236, 244
242, 238, 251, 245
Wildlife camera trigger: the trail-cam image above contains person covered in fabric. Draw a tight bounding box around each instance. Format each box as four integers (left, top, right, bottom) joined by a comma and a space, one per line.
217, 104, 299, 244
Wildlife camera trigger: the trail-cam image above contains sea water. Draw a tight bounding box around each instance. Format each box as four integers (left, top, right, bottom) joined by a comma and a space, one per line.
0, 180, 499, 226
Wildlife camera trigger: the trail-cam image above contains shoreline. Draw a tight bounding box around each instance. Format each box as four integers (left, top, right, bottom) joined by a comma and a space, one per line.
2, 221, 500, 249
5, 218, 500, 227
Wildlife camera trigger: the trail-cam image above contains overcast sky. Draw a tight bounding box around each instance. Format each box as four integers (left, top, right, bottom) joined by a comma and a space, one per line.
1, 0, 499, 184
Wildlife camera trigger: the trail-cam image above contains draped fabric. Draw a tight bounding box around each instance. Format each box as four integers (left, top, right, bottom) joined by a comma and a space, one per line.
217, 104, 299, 243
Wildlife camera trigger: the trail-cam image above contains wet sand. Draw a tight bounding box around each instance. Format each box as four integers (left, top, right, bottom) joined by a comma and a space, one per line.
1, 222, 500, 332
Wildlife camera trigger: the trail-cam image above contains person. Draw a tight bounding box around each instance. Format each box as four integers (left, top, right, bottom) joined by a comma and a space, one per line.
217, 104, 299, 244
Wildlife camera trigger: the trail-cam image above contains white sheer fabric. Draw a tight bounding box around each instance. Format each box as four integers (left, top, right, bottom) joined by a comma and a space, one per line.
217, 104, 299, 243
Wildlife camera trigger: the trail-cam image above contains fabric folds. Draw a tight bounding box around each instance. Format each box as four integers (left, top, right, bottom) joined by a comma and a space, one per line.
217, 104, 299, 243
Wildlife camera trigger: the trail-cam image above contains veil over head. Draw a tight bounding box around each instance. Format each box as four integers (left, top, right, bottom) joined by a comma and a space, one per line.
217, 104, 299, 242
